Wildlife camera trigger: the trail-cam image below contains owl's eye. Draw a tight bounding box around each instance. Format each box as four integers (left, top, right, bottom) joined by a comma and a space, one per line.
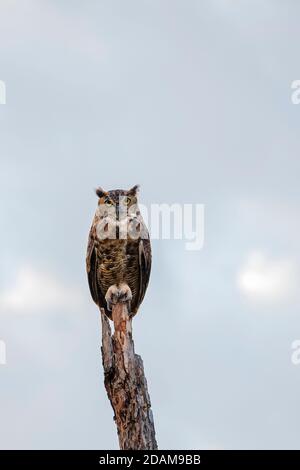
105, 198, 112, 206
123, 197, 131, 205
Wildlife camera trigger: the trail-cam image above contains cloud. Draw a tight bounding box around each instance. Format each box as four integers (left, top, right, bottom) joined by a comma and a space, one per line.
237, 252, 298, 303
0, 266, 84, 314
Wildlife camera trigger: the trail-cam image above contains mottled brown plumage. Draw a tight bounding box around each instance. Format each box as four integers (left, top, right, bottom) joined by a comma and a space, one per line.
86, 185, 151, 319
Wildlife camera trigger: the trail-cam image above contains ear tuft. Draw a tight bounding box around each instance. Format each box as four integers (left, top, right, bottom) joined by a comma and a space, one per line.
95, 187, 107, 198
127, 184, 140, 196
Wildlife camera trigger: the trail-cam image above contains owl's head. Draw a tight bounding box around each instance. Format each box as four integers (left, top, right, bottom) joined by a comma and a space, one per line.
95, 185, 140, 220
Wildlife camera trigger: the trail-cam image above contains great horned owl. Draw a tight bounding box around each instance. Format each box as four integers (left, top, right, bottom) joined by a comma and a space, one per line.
86, 185, 151, 319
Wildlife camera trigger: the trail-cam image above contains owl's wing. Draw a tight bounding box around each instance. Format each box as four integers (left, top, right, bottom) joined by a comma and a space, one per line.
86, 227, 110, 317
137, 236, 152, 311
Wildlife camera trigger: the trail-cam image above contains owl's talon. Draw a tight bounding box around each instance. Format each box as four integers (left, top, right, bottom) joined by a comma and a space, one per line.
105, 285, 119, 311
118, 283, 132, 307
105, 283, 132, 312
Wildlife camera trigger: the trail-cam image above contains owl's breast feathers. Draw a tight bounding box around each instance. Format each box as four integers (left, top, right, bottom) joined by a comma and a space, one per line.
86, 217, 151, 318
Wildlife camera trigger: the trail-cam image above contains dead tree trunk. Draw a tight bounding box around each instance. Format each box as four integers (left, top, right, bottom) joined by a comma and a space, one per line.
100, 302, 158, 450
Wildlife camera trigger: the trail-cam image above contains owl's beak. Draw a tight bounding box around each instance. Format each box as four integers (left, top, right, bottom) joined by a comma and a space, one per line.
115, 204, 120, 239
116, 203, 120, 221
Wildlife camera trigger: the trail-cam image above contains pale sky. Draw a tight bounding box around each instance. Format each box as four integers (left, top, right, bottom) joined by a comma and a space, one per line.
0, 0, 300, 449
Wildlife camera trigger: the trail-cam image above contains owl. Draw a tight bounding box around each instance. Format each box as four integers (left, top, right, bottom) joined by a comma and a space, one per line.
86, 185, 151, 319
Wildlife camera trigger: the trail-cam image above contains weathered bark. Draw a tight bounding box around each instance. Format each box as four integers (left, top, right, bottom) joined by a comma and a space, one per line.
100, 303, 158, 450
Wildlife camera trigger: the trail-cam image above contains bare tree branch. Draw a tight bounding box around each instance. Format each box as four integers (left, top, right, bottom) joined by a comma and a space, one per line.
100, 303, 158, 450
